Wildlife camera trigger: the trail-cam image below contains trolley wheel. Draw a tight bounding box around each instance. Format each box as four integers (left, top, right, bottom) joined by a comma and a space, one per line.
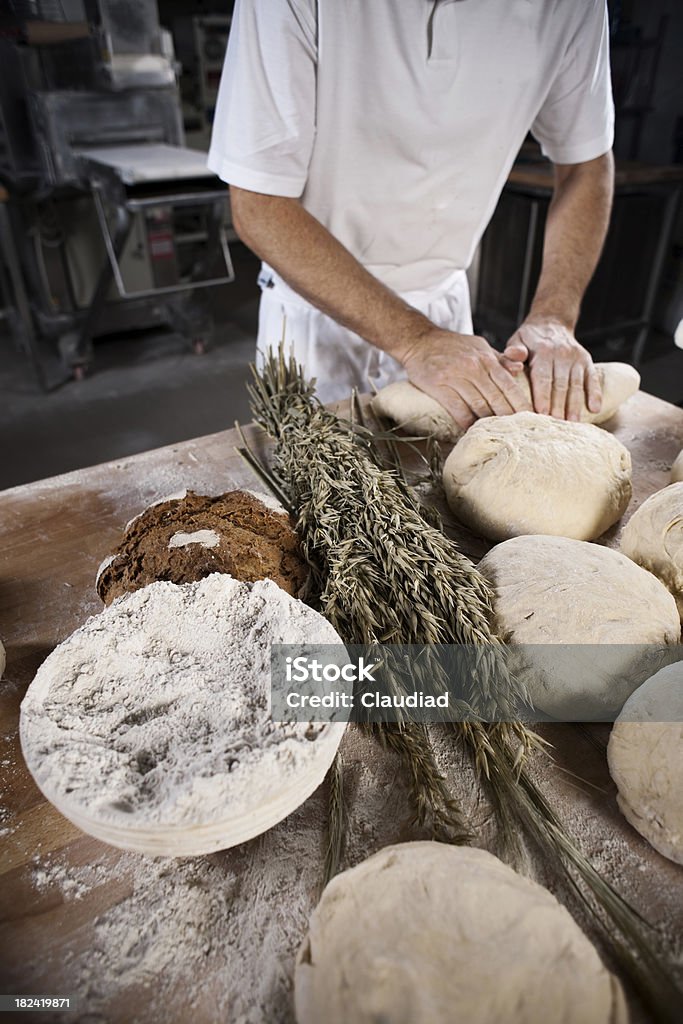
192, 337, 207, 355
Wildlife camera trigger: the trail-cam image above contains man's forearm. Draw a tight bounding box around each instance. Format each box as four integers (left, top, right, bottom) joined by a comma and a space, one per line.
230, 187, 431, 362
231, 185, 532, 428
528, 151, 614, 329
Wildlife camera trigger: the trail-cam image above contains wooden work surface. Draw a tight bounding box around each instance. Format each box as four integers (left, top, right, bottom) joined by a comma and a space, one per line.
508, 158, 683, 192
1, 392, 683, 1022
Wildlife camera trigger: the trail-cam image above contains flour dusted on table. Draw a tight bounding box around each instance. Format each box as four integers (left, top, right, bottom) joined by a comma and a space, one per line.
20, 574, 345, 855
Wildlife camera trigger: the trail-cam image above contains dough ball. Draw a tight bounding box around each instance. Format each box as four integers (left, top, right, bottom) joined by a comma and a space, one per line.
671, 450, 683, 484
608, 662, 683, 864
372, 380, 460, 442
478, 535, 680, 718
20, 574, 345, 856
295, 842, 626, 1024
371, 362, 640, 442
443, 412, 632, 542
0, 638, 5, 678
97, 489, 308, 604
620, 482, 683, 616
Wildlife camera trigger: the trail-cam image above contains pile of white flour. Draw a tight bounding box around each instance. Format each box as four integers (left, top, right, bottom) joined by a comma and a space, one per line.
20, 574, 342, 831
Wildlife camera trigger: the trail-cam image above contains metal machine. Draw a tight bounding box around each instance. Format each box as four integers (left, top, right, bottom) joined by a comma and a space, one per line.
192, 15, 231, 139
0, 0, 234, 387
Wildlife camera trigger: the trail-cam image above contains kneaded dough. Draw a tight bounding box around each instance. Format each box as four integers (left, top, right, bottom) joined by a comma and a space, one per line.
478, 535, 680, 718
371, 361, 640, 443
295, 842, 627, 1024
671, 450, 683, 484
620, 482, 683, 616
443, 412, 632, 542
608, 662, 683, 864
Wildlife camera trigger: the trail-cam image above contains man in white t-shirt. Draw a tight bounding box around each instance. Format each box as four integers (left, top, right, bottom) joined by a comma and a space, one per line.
208, 0, 615, 427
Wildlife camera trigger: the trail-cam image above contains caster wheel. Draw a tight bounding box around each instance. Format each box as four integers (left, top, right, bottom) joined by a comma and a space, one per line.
192, 338, 207, 355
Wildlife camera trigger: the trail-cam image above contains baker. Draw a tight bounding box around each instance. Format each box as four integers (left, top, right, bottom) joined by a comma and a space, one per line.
208, 0, 614, 429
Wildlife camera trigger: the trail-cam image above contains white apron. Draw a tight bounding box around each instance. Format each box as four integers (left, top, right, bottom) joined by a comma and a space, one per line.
255, 265, 473, 404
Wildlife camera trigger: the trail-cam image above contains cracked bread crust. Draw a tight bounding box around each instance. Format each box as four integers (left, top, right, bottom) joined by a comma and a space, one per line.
97, 490, 308, 604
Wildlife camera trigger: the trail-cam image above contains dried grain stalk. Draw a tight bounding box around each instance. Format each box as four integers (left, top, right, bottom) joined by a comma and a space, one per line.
242, 348, 526, 721
373, 722, 472, 845
239, 346, 681, 1023
322, 751, 345, 887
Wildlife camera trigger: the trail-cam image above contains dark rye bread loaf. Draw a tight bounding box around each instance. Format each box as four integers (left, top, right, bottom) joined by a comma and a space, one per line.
96, 490, 308, 605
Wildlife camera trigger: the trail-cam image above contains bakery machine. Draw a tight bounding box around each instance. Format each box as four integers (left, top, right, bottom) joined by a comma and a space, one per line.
0, 0, 234, 388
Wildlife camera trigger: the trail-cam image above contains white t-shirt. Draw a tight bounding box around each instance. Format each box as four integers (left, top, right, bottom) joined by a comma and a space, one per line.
208, 0, 614, 293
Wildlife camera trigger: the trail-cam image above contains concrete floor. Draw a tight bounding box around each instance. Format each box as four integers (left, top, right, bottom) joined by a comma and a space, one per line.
2, 241, 683, 491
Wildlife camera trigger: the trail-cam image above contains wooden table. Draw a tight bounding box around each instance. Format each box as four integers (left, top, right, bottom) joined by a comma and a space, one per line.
1, 393, 682, 1023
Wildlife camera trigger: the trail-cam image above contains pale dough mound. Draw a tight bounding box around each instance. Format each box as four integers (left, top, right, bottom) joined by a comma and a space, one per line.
478, 535, 680, 718
621, 483, 683, 616
671, 450, 683, 484
371, 362, 640, 443
608, 662, 683, 864
295, 842, 627, 1024
20, 574, 345, 856
443, 412, 632, 542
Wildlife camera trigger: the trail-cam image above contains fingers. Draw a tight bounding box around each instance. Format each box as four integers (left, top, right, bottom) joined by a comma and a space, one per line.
531, 354, 599, 421
550, 361, 571, 419
429, 368, 518, 429
529, 357, 554, 416
488, 362, 533, 412
565, 362, 586, 421
499, 356, 526, 375
503, 336, 529, 365
585, 363, 603, 414
431, 389, 478, 431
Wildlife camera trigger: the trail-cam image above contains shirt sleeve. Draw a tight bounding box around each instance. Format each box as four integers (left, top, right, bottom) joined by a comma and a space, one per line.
530, 0, 614, 165
207, 0, 317, 196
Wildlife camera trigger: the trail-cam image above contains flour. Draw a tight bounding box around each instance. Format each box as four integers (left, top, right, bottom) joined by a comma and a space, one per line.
244, 488, 287, 514
168, 529, 220, 550
20, 574, 344, 850
95, 554, 115, 586
22, 806, 329, 1024
9, 724, 683, 1024
124, 490, 188, 531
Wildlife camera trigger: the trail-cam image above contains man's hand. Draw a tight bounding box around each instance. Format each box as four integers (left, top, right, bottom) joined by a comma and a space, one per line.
502, 316, 602, 421
400, 328, 533, 430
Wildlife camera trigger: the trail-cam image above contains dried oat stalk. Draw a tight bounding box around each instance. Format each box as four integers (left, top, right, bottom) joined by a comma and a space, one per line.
373, 722, 472, 845
322, 751, 345, 887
